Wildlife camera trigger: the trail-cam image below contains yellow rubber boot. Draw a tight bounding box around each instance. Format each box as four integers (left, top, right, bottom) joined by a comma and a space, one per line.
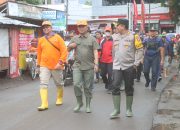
38, 88, 48, 111
56, 87, 63, 105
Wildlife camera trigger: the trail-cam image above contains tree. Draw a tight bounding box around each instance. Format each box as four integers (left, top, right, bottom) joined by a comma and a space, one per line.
168, 0, 180, 24
16, 0, 44, 5
84, 0, 92, 6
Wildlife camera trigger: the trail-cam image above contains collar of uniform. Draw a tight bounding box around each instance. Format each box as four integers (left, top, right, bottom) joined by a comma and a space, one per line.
45, 32, 55, 39
78, 33, 89, 38
106, 36, 113, 41
120, 31, 130, 38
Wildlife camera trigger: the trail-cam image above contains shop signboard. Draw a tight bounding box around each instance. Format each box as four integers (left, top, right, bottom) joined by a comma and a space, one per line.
42, 11, 57, 20
8, 2, 42, 20
42, 11, 66, 31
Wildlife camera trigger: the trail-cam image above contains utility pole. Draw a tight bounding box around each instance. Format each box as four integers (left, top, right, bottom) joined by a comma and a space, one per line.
128, 0, 133, 31
65, 0, 69, 34
148, 0, 150, 30
45, 0, 48, 5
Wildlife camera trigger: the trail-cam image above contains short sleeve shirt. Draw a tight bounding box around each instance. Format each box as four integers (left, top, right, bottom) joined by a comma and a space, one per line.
143, 36, 164, 56
70, 33, 99, 70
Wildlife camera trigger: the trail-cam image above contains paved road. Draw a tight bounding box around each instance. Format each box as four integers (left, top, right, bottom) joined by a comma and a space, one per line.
0, 72, 174, 130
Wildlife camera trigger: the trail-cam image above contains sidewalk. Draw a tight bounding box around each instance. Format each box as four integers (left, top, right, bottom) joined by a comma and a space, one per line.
0, 74, 35, 91
152, 65, 180, 130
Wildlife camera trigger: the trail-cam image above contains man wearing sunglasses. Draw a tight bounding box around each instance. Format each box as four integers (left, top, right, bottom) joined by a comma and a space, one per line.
37, 21, 67, 111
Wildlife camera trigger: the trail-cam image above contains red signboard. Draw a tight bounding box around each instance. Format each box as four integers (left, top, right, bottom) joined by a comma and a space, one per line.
99, 15, 126, 19
99, 13, 171, 21
137, 13, 171, 20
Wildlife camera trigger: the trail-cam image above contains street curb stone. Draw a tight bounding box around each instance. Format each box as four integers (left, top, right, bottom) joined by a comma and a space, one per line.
152, 64, 180, 130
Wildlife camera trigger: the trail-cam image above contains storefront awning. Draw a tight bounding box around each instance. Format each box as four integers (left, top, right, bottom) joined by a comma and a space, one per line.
0, 15, 39, 27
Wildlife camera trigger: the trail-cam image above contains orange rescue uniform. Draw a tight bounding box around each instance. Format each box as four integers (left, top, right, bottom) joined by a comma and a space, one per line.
37, 34, 67, 69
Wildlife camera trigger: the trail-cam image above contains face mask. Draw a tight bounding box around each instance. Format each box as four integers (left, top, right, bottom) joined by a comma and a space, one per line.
105, 32, 111, 37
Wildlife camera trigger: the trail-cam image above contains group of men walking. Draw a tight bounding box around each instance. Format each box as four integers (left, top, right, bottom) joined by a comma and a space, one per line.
36, 18, 167, 119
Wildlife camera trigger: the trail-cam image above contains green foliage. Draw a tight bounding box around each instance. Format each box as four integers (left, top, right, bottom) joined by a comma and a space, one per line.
25, 0, 40, 5
169, 0, 180, 23
84, 0, 92, 6
17, 0, 42, 5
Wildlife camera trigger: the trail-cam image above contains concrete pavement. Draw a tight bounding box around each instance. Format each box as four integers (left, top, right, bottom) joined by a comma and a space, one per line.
0, 68, 176, 130
152, 72, 180, 130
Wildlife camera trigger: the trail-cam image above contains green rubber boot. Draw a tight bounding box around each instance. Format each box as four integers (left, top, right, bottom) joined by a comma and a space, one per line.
110, 95, 120, 119
126, 96, 133, 117
73, 96, 83, 112
86, 97, 91, 113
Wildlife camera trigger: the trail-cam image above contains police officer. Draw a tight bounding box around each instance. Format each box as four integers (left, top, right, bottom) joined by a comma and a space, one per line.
143, 27, 164, 91
110, 19, 144, 119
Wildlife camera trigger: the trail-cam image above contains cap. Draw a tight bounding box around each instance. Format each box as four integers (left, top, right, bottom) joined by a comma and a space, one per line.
105, 26, 112, 32
150, 26, 157, 31
135, 28, 139, 31
42, 21, 52, 26
77, 20, 88, 26
117, 19, 129, 29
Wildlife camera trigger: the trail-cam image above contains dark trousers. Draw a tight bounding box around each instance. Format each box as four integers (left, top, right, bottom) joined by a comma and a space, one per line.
136, 63, 143, 80
143, 55, 160, 88
100, 62, 113, 90
112, 66, 135, 96
95, 58, 101, 80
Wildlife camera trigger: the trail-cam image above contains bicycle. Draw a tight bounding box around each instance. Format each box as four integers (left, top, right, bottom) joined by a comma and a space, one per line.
26, 53, 38, 80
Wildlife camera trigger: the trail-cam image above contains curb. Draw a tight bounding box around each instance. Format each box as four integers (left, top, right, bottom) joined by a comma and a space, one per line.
151, 64, 180, 130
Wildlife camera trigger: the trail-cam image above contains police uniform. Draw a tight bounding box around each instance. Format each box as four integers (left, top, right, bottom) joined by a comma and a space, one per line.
110, 19, 144, 118
143, 27, 164, 91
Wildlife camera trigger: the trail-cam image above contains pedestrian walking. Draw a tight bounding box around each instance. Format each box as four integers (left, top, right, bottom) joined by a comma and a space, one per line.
112, 26, 125, 91
134, 28, 144, 82
67, 20, 99, 113
95, 30, 103, 83
161, 34, 170, 77
143, 26, 164, 91
37, 21, 68, 111
110, 19, 144, 119
99, 26, 113, 93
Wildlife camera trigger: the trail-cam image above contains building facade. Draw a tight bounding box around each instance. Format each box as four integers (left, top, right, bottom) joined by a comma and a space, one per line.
92, 0, 175, 33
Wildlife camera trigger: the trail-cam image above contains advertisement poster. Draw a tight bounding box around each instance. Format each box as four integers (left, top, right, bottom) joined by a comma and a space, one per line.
9, 29, 20, 78
10, 56, 19, 78
19, 28, 34, 51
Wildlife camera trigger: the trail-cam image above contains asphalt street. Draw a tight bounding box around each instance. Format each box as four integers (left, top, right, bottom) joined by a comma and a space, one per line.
0, 72, 174, 130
